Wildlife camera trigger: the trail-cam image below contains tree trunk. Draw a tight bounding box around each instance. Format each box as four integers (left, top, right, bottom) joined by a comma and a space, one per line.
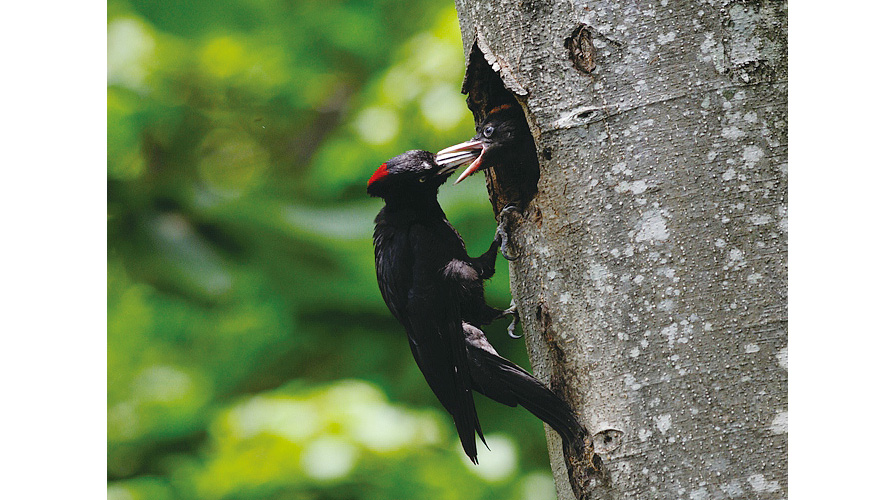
452, 1, 787, 499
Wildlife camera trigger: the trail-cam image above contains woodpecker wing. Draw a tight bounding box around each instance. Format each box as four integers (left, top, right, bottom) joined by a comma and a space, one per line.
397, 221, 485, 462
373, 213, 411, 326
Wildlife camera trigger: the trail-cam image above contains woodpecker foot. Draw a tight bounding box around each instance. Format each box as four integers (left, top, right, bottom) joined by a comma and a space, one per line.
496, 205, 522, 261
500, 299, 521, 339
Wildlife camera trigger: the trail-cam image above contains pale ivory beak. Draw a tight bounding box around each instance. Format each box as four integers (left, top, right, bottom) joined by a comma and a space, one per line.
436, 140, 485, 184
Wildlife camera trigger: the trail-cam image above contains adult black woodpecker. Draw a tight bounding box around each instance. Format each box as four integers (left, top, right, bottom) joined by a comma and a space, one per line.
368, 150, 586, 464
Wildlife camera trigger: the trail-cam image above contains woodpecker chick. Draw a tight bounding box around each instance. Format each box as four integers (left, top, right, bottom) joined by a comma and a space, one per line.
435, 103, 535, 185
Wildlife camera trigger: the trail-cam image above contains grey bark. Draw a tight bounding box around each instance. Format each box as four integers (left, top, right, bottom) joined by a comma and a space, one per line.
452, 1, 787, 499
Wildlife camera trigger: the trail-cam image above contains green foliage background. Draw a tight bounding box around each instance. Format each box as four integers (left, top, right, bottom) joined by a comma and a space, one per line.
108, 1, 556, 498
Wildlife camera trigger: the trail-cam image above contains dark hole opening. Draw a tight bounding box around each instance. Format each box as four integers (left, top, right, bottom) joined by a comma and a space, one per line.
542, 147, 553, 160
461, 44, 540, 215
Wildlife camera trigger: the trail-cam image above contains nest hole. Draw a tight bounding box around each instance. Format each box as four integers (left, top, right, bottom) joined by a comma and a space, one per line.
462, 44, 540, 215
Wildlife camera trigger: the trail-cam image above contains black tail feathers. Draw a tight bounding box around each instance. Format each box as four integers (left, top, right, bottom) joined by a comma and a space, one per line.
478, 350, 586, 445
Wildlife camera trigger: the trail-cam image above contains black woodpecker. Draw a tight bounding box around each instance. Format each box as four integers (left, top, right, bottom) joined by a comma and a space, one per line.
368, 150, 586, 464
435, 103, 537, 185
436, 103, 539, 260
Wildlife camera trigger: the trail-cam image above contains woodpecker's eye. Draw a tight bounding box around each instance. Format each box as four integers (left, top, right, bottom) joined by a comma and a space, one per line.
418, 176, 427, 183
483, 125, 494, 138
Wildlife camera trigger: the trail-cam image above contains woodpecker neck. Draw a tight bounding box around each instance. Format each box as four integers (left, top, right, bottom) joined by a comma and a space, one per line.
381, 189, 445, 218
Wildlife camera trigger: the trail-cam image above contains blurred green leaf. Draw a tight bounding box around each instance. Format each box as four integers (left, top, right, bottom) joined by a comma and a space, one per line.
108, 1, 554, 498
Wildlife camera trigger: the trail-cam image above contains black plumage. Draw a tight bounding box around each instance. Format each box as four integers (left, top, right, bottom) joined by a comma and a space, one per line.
462, 322, 586, 446
368, 149, 585, 464
435, 102, 538, 187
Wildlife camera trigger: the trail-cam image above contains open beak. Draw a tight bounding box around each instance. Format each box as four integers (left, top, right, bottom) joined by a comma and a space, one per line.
436, 140, 485, 184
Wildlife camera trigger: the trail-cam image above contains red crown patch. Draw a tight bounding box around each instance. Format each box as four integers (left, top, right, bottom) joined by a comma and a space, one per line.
368, 162, 389, 187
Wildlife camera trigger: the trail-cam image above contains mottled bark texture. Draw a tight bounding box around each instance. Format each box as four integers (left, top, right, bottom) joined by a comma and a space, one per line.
452, 1, 787, 499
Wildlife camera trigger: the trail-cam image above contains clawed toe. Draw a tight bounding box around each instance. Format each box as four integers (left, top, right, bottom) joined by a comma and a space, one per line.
507, 318, 521, 339
499, 204, 521, 219
502, 300, 522, 338
497, 226, 519, 261
496, 204, 522, 261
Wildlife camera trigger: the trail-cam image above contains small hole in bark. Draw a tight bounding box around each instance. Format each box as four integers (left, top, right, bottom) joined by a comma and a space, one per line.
593, 428, 624, 453
565, 24, 597, 74
576, 110, 593, 119
542, 147, 552, 160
